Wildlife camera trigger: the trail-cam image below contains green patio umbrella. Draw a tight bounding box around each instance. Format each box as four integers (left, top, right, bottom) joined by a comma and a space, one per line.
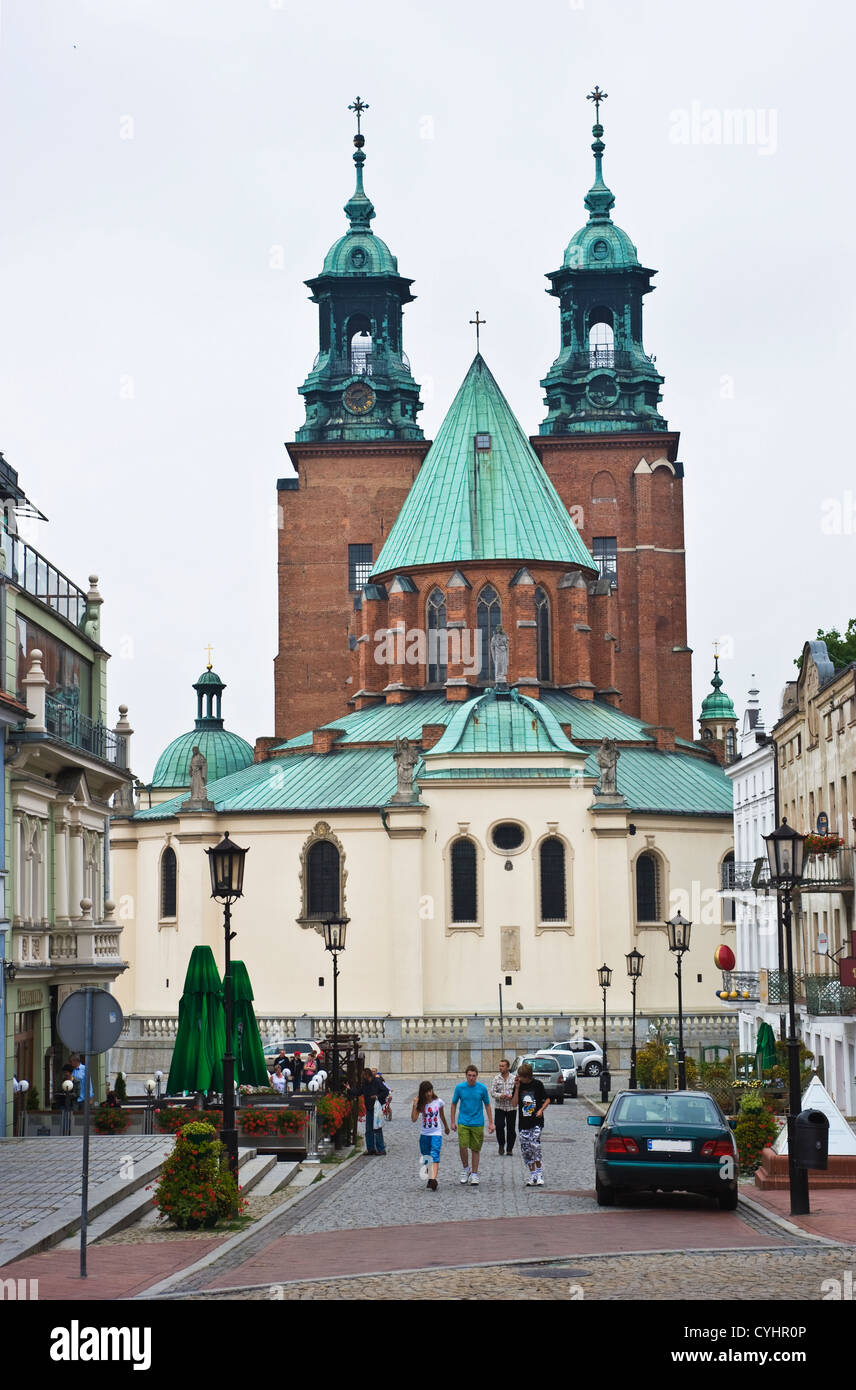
229, 960, 270, 1086
755, 1020, 778, 1078
167, 945, 226, 1094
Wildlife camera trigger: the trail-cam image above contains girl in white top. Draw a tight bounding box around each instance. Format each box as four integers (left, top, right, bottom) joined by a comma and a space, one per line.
411, 1081, 450, 1191
271, 1064, 288, 1095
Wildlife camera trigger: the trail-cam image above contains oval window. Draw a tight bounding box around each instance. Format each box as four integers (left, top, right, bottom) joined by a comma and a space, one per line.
492, 823, 525, 851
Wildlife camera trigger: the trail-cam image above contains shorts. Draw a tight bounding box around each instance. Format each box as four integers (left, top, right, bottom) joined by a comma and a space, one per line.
419, 1134, 442, 1162
457, 1124, 484, 1152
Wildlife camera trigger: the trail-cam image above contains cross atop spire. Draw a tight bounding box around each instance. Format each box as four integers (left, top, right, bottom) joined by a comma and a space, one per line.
348, 96, 369, 136
586, 85, 608, 119
205, 643, 214, 671
344, 94, 375, 231
584, 85, 615, 222
469, 310, 486, 353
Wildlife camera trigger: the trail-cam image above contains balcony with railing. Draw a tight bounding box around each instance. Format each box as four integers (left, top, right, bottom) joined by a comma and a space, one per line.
766, 969, 803, 1006
0, 530, 88, 627
717, 970, 760, 1001
804, 973, 856, 1017
310, 348, 411, 378
568, 348, 657, 374
725, 860, 772, 891
45, 695, 124, 765
798, 848, 854, 891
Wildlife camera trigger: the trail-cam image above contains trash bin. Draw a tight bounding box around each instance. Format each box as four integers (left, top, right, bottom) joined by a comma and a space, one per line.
794, 1108, 829, 1169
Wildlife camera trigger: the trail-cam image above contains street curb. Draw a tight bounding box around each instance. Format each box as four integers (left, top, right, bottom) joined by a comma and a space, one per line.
131, 1149, 364, 1299
737, 1190, 848, 1246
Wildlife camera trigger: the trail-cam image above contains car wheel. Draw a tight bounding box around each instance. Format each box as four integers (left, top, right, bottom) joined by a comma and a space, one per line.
595, 1177, 615, 1207
585, 1061, 602, 1077
718, 1187, 739, 1211
569, 1087, 578, 1099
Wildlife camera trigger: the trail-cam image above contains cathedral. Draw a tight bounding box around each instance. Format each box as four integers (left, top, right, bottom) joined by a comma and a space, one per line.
111, 95, 737, 1076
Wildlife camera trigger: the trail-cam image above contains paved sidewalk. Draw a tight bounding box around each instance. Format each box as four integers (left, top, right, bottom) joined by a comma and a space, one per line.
0, 1137, 172, 1267
749, 1184, 856, 1244
1, 1238, 225, 1300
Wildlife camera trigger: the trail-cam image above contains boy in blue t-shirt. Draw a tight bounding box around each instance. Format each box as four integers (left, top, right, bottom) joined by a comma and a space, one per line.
450, 1065, 494, 1186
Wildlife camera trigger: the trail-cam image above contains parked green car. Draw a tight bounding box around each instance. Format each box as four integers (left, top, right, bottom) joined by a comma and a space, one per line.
589, 1090, 738, 1210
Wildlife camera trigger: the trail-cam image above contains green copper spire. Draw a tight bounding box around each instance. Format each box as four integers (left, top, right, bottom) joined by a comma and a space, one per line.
373, 354, 596, 574
699, 655, 737, 721
583, 85, 616, 223
343, 95, 376, 231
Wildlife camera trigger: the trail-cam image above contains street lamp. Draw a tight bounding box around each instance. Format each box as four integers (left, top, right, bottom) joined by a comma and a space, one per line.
763, 817, 809, 1215
666, 912, 692, 1090
62, 1078, 74, 1136
596, 963, 612, 1101
205, 830, 249, 1179
625, 948, 644, 1090
322, 916, 349, 1093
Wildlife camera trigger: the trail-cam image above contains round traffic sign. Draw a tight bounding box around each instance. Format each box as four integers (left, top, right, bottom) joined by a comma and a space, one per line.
57, 989, 124, 1054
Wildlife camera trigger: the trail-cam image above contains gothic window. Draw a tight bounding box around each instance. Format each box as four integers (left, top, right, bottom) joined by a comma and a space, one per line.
451, 839, 477, 923
592, 537, 618, 588
307, 840, 341, 918
535, 586, 551, 683
636, 852, 660, 922
722, 851, 735, 924
725, 729, 736, 761
426, 588, 447, 685
477, 584, 502, 681
588, 313, 614, 368
160, 846, 177, 919
348, 544, 373, 592
539, 838, 566, 921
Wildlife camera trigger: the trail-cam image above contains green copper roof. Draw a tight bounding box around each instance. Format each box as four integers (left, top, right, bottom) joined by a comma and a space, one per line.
195, 668, 224, 688
151, 728, 254, 789
373, 355, 596, 575
700, 657, 737, 722
564, 97, 639, 270
428, 689, 585, 758
318, 106, 399, 278
582, 746, 733, 817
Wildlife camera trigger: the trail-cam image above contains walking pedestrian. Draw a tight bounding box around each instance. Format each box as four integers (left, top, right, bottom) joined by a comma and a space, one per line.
490, 1058, 517, 1156
512, 1061, 550, 1186
450, 1065, 494, 1185
411, 1081, 449, 1191
291, 1050, 304, 1093
352, 1067, 390, 1155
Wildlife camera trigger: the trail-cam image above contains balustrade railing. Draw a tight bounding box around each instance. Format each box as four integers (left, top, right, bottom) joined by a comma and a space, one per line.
45, 695, 121, 764
0, 530, 88, 625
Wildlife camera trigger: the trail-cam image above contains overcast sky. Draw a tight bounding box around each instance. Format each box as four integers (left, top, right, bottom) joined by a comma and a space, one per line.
1, 0, 853, 777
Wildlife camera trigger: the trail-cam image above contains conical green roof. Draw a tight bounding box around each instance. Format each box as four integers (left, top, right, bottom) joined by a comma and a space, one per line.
700, 657, 736, 721
373, 355, 596, 575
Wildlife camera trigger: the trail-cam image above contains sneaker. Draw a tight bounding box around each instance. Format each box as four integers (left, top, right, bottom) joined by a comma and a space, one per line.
427, 1178, 438, 1191
460, 1168, 471, 1184
534, 1174, 544, 1186
525, 1175, 537, 1186
418, 1159, 430, 1183
468, 1172, 480, 1186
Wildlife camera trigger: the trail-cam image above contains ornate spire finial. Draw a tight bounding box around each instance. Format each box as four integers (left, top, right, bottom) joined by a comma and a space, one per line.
469, 310, 486, 353
344, 95, 375, 231
205, 643, 214, 671
584, 85, 615, 223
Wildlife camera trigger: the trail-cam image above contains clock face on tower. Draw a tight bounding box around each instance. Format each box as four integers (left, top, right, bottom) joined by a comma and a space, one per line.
343, 381, 376, 415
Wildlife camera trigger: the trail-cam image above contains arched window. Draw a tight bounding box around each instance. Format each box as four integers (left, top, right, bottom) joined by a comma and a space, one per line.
725, 729, 736, 761
426, 588, 447, 685
540, 838, 566, 921
160, 846, 177, 919
307, 840, 341, 918
451, 839, 477, 922
636, 852, 660, 922
347, 316, 373, 376
477, 585, 502, 681
722, 851, 736, 924
535, 586, 551, 683
588, 311, 614, 367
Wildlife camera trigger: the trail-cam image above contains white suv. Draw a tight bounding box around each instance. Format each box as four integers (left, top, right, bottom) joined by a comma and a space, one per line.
550, 1038, 603, 1076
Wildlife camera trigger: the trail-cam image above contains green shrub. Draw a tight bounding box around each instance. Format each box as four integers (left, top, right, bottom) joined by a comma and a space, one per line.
94, 1103, 131, 1134
733, 1091, 779, 1175
25, 1085, 40, 1112
114, 1071, 127, 1102
635, 1039, 698, 1090
152, 1121, 245, 1229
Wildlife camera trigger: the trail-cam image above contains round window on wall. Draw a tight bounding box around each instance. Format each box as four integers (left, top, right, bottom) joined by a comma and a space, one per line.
491, 823, 525, 852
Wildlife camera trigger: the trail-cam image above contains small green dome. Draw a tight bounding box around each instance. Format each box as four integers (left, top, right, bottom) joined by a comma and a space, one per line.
699, 658, 736, 722
321, 230, 399, 278
564, 219, 640, 271
195, 668, 224, 687
152, 729, 254, 789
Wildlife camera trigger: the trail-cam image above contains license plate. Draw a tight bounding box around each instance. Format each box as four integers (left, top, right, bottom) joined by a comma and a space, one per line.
647, 1139, 692, 1152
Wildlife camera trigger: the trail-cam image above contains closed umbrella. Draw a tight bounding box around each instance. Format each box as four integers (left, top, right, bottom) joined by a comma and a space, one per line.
167, 945, 226, 1094
755, 1020, 778, 1078
229, 960, 270, 1086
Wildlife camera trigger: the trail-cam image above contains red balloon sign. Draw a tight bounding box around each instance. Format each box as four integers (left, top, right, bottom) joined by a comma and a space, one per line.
714, 944, 735, 972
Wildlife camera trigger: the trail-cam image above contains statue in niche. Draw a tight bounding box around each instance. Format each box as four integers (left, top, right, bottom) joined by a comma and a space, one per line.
595, 737, 620, 795
490, 626, 509, 684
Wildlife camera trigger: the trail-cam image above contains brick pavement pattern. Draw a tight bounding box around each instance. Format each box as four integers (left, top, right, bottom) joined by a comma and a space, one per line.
1, 1240, 225, 1300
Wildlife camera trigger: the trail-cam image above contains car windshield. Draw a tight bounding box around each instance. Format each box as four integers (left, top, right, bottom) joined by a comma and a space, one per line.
611, 1095, 721, 1127
527, 1059, 558, 1073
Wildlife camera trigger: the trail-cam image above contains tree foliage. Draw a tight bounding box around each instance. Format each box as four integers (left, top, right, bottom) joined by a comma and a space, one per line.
795, 619, 856, 670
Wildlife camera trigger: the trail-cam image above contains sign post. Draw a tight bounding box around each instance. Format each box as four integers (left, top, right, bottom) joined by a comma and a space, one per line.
57, 988, 124, 1279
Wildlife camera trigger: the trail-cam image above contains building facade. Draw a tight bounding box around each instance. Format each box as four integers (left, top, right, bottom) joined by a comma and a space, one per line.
0, 455, 133, 1132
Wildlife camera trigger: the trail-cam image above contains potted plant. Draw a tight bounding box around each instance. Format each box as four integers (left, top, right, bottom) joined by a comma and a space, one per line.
151, 1120, 246, 1230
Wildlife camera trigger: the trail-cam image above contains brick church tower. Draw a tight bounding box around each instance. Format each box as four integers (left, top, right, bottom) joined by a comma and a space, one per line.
275, 93, 693, 741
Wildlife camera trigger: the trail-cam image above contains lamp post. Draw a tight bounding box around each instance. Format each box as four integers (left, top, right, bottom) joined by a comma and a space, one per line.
322, 917, 349, 1093
205, 831, 249, 1180
597, 963, 612, 1101
144, 1078, 156, 1137
625, 948, 644, 1089
61, 1078, 74, 1136
666, 912, 692, 1090
763, 818, 810, 1216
